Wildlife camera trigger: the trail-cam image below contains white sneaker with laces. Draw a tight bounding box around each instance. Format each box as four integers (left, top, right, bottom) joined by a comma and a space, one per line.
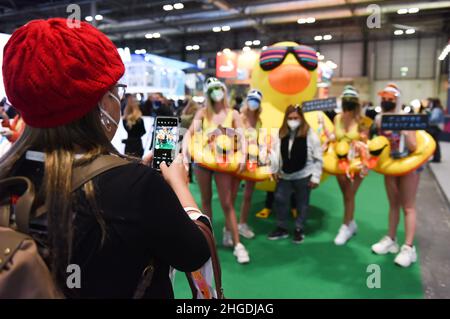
222, 227, 233, 248
238, 223, 255, 239
394, 245, 417, 268
371, 236, 400, 255
334, 221, 357, 246
233, 243, 250, 264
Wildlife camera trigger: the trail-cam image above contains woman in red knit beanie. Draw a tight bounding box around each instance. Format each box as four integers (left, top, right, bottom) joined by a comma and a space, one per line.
0, 18, 210, 298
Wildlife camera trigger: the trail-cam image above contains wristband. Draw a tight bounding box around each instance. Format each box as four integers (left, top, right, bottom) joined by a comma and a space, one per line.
184, 206, 202, 215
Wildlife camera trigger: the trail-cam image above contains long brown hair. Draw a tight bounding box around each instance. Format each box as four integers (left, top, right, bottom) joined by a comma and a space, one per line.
123, 95, 142, 129
0, 107, 131, 293
279, 105, 309, 139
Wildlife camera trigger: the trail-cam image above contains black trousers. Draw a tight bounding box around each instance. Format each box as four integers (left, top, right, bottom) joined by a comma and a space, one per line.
427, 126, 442, 162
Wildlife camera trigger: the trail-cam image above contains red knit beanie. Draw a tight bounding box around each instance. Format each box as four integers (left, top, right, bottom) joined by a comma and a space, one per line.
2, 18, 125, 128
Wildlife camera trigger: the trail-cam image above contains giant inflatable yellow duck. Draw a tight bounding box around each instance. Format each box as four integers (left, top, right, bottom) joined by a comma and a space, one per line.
249, 41, 333, 193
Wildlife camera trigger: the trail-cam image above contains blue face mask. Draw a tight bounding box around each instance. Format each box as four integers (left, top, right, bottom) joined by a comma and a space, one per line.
153, 100, 162, 110
247, 99, 260, 111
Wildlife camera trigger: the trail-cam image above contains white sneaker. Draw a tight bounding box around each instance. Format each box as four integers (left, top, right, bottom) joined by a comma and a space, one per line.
394, 245, 417, 268
233, 243, 250, 264
371, 236, 400, 255
238, 223, 255, 239
222, 228, 233, 248
334, 221, 357, 245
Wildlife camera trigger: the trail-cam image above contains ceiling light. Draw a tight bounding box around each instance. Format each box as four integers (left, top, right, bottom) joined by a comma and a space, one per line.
153, 33, 161, 38
223, 48, 231, 54
245, 40, 252, 46
405, 29, 415, 34
145, 33, 153, 39
85, 16, 93, 22
306, 17, 316, 23
394, 30, 404, 35
253, 40, 260, 46
314, 35, 323, 41
243, 46, 251, 52
323, 34, 332, 40
297, 18, 306, 24
397, 8, 408, 14
173, 3, 184, 10
186, 45, 193, 51
192, 45, 200, 50
221, 25, 231, 31
262, 46, 268, 50
163, 4, 174, 11
95, 14, 103, 21
135, 49, 146, 54
408, 8, 419, 14
212, 26, 221, 32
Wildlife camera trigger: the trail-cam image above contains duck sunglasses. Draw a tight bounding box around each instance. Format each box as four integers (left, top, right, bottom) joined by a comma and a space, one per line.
259, 45, 318, 71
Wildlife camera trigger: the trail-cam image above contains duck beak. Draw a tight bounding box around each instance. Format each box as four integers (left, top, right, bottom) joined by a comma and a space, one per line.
268, 64, 311, 94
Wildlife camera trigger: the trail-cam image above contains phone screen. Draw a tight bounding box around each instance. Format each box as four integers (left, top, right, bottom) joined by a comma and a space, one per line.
152, 117, 179, 170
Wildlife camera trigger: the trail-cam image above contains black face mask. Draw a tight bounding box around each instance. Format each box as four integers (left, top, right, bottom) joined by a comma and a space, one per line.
342, 101, 358, 112
381, 100, 396, 112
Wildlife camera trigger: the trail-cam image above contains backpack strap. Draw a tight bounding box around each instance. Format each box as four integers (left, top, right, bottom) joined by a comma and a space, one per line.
33, 154, 131, 218
71, 155, 130, 191
0, 177, 35, 234
193, 219, 224, 299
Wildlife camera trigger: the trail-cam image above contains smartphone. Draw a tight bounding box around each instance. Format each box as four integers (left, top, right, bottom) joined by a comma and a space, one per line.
152, 116, 180, 171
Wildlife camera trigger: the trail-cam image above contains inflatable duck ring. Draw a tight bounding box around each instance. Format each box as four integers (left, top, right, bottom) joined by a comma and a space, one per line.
189, 128, 243, 173
367, 130, 436, 176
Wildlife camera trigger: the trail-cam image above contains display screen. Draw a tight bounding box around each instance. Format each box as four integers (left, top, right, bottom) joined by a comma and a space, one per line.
152, 117, 179, 170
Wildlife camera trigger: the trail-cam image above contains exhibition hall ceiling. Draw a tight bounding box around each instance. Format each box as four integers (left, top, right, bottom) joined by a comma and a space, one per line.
0, 0, 449, 53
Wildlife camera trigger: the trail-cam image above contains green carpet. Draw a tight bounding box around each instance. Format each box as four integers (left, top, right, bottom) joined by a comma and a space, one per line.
174, 172, 424, 298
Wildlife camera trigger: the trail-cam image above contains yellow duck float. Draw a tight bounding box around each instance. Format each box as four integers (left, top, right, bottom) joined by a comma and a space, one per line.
189, 128, 243, 173
367, 130, 436, 176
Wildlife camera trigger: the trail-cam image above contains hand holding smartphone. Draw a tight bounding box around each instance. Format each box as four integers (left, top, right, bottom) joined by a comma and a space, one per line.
151, 116, 180, 171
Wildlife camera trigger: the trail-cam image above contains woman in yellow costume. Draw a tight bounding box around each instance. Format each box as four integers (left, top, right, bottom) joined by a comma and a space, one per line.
370, 83, 420, 268
324, 86, 370, 245
182, 77, 250, 264
231, 89, 263, 239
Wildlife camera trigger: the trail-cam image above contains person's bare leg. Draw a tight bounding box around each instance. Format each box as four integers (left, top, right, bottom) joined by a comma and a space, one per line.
384, 175, 401, 240
240, 181, 255, 225
230, 177, 241, 207
347, 175, 363, 222
215, 172, 241, 245
399, 172, 420, 246
336, 175, 353, 225
194, 167, 213, 219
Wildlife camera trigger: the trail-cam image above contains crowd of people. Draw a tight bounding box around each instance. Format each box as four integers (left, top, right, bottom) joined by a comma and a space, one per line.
0, 18, 447, 298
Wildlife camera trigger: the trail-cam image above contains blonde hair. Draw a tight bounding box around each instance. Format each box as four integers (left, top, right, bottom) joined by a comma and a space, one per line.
123, 95, 142, 129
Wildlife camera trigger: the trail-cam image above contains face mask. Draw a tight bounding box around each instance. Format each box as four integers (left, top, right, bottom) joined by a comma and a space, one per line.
153, 100, 162, 110
210, 89, 224, 102
381, 100, 396, 112
342, 101, 358, 112
287, 119, 301, 130
247, 99, 260, 111
99, 92, 120, 128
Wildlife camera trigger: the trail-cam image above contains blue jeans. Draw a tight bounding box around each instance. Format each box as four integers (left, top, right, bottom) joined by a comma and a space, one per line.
273, 176, 311, 230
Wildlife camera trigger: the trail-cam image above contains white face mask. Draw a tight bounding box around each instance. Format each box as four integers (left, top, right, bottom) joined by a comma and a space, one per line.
99, 92, 120, 128
210, 89, 225, 102
287, 119, 301, 130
